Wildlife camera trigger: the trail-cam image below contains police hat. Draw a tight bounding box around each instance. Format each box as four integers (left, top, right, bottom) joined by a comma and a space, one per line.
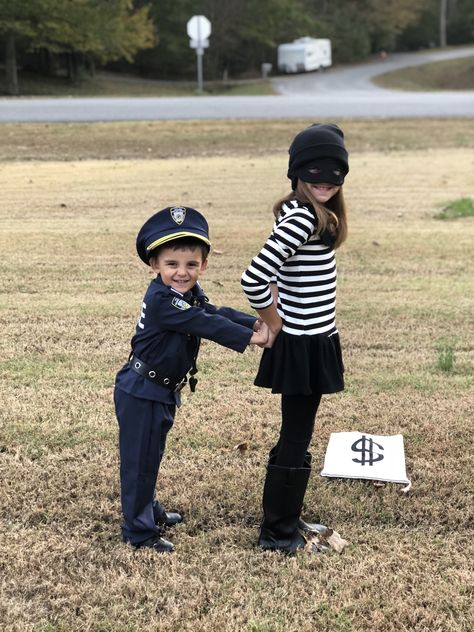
136, 206, 211, 264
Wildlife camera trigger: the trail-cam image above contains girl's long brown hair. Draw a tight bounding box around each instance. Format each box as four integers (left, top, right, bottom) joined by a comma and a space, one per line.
272, 181, 348, 249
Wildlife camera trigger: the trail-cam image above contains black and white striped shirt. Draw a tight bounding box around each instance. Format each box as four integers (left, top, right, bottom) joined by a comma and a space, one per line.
241, 200, 338, 336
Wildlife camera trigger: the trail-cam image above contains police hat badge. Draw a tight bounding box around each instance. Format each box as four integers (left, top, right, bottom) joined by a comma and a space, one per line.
170, 207, 186, 225
136, 206, 211, 265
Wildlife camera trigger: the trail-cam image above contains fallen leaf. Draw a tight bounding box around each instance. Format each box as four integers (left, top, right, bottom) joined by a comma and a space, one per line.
302, 523, 349, 554
326, 530, 349, 554
233, 442, 248, 453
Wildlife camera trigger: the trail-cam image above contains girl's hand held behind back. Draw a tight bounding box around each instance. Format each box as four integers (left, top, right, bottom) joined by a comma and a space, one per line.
250, 322, 269, 347
263, 327, 280, 349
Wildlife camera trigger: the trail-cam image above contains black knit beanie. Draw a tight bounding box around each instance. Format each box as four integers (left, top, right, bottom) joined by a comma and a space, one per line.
287, 123, 349, 189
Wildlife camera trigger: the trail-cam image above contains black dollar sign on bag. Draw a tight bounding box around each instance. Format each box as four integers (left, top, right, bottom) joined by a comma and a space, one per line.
351, 435, 384, 466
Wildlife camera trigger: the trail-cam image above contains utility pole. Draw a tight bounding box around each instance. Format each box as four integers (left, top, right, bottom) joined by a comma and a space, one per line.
440, 0, 448, 48
5, 33, 19, 95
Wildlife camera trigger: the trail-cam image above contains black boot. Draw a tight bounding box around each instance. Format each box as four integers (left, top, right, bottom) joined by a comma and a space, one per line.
258, 460, 311, 555
267, 445, 311, 468
297, 451, 320, 532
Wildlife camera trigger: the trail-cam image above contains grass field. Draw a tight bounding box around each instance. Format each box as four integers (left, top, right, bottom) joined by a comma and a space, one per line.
2, 51, 473, 96
1, 71, 276, 98
373, 55, 474, 91
0, 119, 473, 631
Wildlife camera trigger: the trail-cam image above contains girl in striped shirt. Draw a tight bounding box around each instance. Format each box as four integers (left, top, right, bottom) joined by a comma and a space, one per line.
241, 123, 349, 554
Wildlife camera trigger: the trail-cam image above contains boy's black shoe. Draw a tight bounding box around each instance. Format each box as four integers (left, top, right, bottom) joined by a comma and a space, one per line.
159, 511, 183, 527
153, 501, 183, 528
134, 535, 175, 554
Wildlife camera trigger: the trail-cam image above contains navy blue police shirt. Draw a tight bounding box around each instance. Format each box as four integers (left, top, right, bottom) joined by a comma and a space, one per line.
115, 275, 257, 404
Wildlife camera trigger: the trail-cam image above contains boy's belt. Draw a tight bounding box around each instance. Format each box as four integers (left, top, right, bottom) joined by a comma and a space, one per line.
129, 354, 187, 392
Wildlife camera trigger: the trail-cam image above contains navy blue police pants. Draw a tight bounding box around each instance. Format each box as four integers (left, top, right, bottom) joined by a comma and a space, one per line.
114, 388, 175, 545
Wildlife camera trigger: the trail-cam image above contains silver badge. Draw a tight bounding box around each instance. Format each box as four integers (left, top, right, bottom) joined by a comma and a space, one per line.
170, 207, 186, 225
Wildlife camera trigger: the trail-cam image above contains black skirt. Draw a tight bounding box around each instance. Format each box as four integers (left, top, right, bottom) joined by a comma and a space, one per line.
254, 330, 344, 396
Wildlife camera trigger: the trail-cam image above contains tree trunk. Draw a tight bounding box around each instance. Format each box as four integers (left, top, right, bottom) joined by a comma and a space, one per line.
86, 55, 96, 78
440, 0, 448, 47
66, 52, 73, 80
40, 48, 58, 77
66, 52, 80, 83
5, 32, 19, 95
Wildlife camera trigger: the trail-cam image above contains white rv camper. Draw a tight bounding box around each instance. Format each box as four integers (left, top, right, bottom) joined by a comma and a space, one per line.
277, 37, 332, 74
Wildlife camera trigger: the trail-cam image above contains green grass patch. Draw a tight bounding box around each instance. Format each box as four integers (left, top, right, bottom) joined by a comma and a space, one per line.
435, 338, 456, 372
211, 81, 275, 96
434, 197, 474, 220
2, 70, 275, 97
374, 54, 474, 91
245, 621, 274, 632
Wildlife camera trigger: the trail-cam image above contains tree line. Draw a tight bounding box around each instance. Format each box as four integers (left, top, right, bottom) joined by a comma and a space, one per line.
1, 0, 473, 95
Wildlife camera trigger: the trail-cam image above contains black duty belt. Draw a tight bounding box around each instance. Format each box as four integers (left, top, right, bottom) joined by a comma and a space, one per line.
129, 354, 187, 392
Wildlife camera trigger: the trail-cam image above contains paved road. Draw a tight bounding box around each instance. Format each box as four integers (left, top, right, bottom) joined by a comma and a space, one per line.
1, 47, 473, 122
273, 46, 474, 94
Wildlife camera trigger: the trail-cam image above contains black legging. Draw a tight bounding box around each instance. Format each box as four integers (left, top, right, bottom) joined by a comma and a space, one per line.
274, 392, 322, 468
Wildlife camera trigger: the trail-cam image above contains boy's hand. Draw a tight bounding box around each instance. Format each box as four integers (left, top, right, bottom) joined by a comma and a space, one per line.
253, 318, 264, 332
250, 321, 269, 347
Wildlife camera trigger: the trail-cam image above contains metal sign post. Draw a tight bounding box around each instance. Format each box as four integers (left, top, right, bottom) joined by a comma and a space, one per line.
187, 15, 211, 93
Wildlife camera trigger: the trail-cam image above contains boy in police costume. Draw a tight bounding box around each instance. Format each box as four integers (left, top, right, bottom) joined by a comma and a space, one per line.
114, 206, 268, 553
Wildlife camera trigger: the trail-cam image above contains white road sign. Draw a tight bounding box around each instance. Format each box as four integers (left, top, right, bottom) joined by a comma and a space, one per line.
187, 15, 211, 93
190, 39, 209, 49
187, 15, 211, 43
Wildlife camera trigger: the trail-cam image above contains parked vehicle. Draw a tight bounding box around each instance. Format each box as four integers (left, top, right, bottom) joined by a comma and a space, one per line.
277, 37, 332, 73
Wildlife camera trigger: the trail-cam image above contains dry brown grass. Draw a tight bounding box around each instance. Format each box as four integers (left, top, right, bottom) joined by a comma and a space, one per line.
0, 120, 473, 631
1, 118, 473, 162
